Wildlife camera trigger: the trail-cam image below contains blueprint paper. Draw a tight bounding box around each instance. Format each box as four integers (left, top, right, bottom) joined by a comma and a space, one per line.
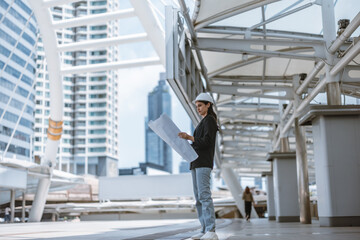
148, 114, 198, 162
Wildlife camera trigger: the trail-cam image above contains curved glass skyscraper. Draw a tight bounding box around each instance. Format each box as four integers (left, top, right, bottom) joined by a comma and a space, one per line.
0, 0, 37, 161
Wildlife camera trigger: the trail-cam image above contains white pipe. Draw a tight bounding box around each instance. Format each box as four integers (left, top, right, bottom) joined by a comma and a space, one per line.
329, 12, 360, 54
276, 78, 327, 148
330, 40, 360, 77
296, 61, 325, 95
281, 101, 293, 121
297, 77, 327, 114
280, 114, 295, 139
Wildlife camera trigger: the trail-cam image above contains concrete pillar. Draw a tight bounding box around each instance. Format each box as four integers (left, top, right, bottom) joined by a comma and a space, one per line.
299, 105, 360, 226
262, 172, 275, 220
267, 152, 300, 222
10, 189, 15, 223
22, 192, 26, 223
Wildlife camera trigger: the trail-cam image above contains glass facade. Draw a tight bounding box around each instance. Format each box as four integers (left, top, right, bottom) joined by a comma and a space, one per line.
145, 73, 172, 173
0, 0, 37, 161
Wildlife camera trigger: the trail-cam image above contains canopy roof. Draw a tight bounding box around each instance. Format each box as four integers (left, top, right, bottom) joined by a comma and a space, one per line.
174, 0, 360, 177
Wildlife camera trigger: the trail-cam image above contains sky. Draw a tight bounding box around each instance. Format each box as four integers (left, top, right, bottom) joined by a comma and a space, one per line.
116, 0, 193, 173
117, 66, 191, 173
116, 0, 359, 173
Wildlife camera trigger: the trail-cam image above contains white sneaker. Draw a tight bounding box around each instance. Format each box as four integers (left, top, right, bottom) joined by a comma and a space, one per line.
200, 231, 218, 240
191, 232, 205, 240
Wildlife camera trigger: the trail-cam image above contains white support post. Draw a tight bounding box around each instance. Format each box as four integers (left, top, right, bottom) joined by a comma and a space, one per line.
321, 0, 341, 105
22, 191, 26, 223
293, 75, 311, 224
29, 178, 51, 222
10, 189, 15, 223
27, 0, 64, 222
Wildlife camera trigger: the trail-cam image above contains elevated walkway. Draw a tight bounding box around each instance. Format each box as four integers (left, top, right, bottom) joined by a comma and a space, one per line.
1, 218, 360, 239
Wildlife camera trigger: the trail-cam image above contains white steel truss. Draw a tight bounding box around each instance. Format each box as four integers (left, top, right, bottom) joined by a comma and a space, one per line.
166, 0, 360, 220
21, 0, 171, 222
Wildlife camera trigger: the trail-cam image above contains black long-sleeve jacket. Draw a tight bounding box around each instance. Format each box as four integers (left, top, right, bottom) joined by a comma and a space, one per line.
190, 114, 218, 170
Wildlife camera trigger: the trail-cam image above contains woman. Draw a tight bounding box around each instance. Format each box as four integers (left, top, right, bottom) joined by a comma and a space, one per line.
178, 93, 218, 240
242, 186, 255, 222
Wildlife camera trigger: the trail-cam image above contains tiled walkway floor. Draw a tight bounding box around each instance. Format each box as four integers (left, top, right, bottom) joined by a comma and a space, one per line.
1, 218, 360, 240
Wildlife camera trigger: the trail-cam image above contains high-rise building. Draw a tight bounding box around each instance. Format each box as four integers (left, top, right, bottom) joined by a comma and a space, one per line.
145, 73, 172, 173
0, 0, 37, 161
34, 0, 119, 176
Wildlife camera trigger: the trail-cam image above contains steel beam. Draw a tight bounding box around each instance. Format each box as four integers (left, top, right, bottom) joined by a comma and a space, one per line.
198, 26, 324, 42
61, 57, 161, 74
212, 85, 293, 100
296, 61, 325, 95
218, 102, 279, 110
330, 41, 360, 77
250, 2, 315, 30
194, 0, 280, 30
211, 75, 294, 83
130, 0, 166, 66
52, 9, 135, 29
212, 83, 293, 92
197, 38, 324, 60
328, 12, 360, 54
42, 0, 80, 8
58, 33, 147, 52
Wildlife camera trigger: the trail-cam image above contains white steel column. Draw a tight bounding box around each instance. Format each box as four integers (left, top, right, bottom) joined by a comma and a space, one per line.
27, 0, 63, 222
22, 191, 26, 223
10, 189, 15, 223
321, 0, 341, 105
293, 75, 311, 224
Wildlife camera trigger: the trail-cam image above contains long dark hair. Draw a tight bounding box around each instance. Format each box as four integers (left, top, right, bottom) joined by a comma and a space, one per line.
199, 101, 217, 121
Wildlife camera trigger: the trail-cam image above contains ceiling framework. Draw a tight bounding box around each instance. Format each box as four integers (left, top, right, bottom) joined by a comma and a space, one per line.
169, 0, 360, 182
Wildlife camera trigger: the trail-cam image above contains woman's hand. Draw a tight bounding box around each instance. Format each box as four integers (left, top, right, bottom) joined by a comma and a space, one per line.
178, 132, 194, 142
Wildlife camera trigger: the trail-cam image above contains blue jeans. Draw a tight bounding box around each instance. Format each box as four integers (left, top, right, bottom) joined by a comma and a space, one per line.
191, 167, 216, 233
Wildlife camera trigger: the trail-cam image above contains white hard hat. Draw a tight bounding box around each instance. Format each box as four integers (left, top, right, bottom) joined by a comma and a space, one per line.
192, 93, 214, 104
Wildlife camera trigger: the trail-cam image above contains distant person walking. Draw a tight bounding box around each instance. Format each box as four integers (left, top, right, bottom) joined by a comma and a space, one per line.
4, 207, 11, 223
242, 186, 255, 221
178, 93, 218, 240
